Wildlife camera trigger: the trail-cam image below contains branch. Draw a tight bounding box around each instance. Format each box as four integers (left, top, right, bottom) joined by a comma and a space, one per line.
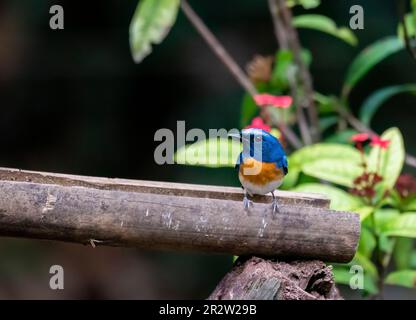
268, 0, 321, 143
287, 64, 313, 145
0, 167, 360, 262
268, 0, 289, 49
279, 121, 303, 149
180, 0, 303, 149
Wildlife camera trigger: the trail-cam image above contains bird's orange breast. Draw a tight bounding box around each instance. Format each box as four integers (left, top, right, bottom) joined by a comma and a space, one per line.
239, 158, 284, 186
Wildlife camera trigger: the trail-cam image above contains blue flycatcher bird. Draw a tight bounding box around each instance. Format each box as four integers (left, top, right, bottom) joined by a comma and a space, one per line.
229, 128, 288, 214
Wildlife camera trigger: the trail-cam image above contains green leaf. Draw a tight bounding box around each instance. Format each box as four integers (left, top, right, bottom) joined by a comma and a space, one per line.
374, 208, 400, 234
353, 252, 379, 280
290, 143, 362, 167
394, 238, 414, 270
411, 250, 416, 268
398, 13, 416, 42
367, 127, 405, 190
397, 0, 416, 45
332, 252, 379, 294
287, 0, 320, 9
174, 138, 241, 168
358, 227, 376, 258
381, 213, 416, 238
385, 270, 416, 288
342, 37, 404, 97
414, 0, 416, 27
373, 181, 390, 205
292, 183, 362, 211
332, 266, 351, 284
289, 144, 363, 188
355, 206, 374, 222
280, 167, 300, 190
332, 266, 378, 295
270, 49, 311, 89
293, 14, 358, 46
402, 196, 416, 211
379, 233, 396, 256
314, 92, 337, 114
387, 189, 403, 208
129, 0, 180, 63
302, 159, 364, 188
359, 84, 416, 126
301, 49, 313, 67
271, 50, 293, 90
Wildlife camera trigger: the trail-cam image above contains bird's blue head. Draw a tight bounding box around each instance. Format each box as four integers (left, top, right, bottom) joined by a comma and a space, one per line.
229, 128, 288, 174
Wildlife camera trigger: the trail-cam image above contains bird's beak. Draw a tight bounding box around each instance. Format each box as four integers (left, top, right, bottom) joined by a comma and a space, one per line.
227, 132, 242, 141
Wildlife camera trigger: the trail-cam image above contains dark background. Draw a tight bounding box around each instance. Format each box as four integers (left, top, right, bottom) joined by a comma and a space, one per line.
0, 0, 415, 299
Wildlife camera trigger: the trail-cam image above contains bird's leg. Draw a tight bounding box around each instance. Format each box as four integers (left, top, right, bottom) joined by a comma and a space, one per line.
242, 188, 253, 211
271, 190, 279, 218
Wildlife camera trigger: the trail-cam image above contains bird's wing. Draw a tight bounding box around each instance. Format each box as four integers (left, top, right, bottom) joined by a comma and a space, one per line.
275, 155, 288, 175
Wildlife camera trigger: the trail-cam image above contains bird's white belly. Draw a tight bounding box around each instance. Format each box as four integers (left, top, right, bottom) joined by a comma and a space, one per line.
239, 176, 283, 196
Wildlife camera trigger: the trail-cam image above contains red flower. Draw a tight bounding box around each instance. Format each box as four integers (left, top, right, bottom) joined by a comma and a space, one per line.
370, 135, 390, 149
253, 94, 293, 108
350, 171, 384, 201
351, 133, 370, 142
245, 117, 271, 132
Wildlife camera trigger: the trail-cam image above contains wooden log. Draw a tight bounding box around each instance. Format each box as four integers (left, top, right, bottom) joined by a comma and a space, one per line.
0, 167, 330, 207
0, 167, 360, 262
208, 257, 342, 300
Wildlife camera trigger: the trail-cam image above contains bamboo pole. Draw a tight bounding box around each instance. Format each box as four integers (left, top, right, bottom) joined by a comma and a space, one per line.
0, 167, 360, 262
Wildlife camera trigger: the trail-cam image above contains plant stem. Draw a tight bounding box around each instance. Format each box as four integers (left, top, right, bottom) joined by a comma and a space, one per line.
268, 0, 311, 145
180, 0, 303, 149
268, 0, 289, 50
287, 64, 312, 144
278, 121, 303, 149
268, 0, 321, 143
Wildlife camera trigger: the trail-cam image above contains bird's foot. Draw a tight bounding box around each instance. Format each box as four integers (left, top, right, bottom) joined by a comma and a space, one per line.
271, 199, 280, 219
243, 195, 253, 212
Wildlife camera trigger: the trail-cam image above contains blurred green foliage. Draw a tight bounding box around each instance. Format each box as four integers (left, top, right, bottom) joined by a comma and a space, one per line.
4, 0, 416, 299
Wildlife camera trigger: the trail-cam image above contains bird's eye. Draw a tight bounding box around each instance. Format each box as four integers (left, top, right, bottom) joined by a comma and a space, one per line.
255, 136, 262, 142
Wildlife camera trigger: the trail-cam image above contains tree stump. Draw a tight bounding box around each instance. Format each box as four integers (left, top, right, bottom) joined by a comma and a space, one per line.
209, 257, 342, 300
